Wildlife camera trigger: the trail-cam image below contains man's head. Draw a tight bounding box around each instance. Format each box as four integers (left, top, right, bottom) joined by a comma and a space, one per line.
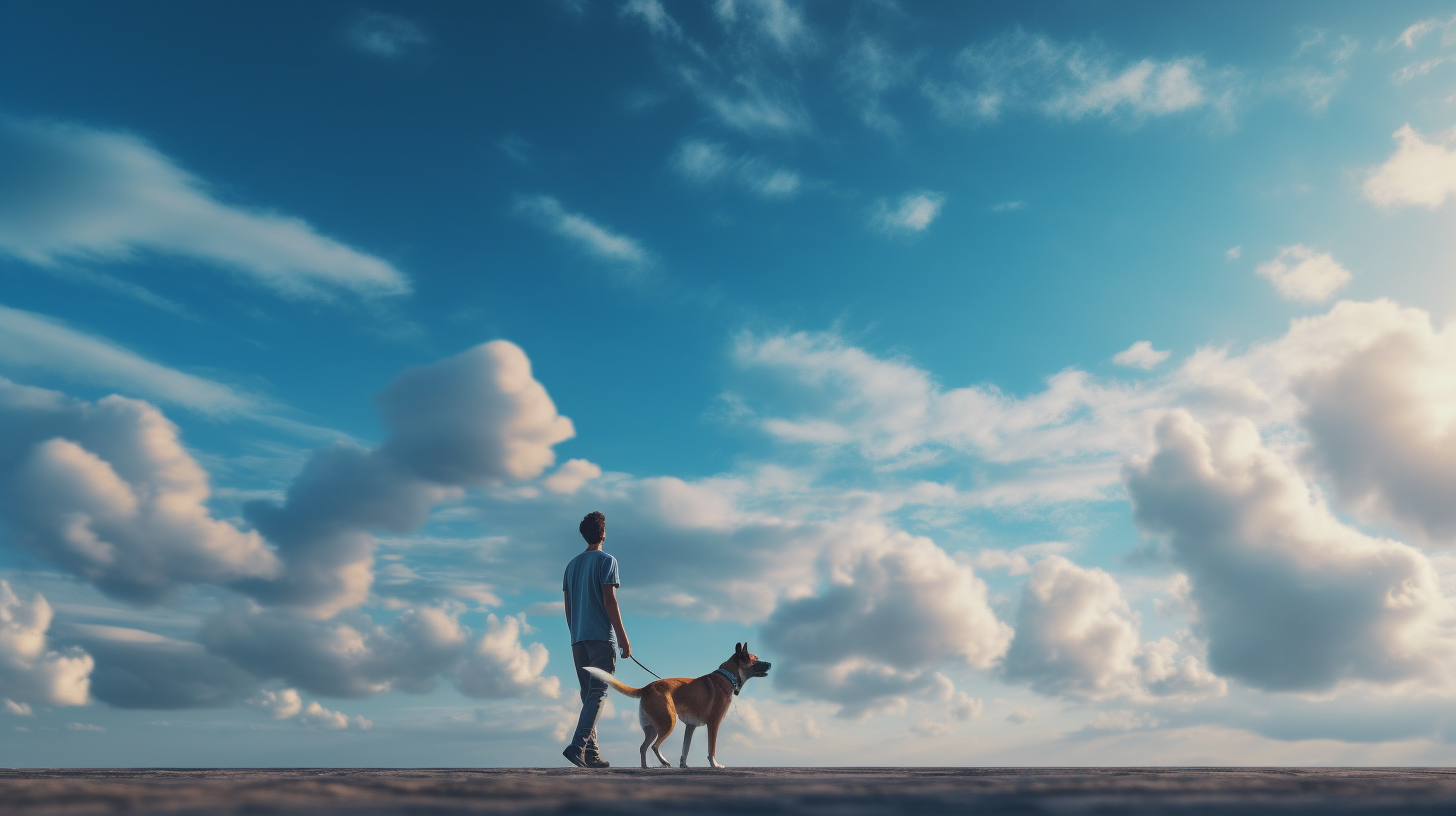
579, 511, 606, 546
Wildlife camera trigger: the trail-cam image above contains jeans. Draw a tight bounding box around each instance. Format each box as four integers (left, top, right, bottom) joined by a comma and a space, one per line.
569, 639, 617, 755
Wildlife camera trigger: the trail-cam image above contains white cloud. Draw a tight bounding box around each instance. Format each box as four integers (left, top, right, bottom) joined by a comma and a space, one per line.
1364, 125, 1456, 209
1254, 245, 1351, 303
1294, 303, 1456, 545
924, 32, 1229, 126
671, 139, 801, 199
3, 698, 33, 716
0, 379, 281, 604
622, 0, 687, 42
543, 459, 602, 495
249, 688, 371, 729
1225, 245, 1241, 260
1126, 411, 1455, 693
1047, 58, 1206, 119
514, 195, 648, 266
455, 614, 561, 699
1002, 556, 1225, 701
0, 118, 409, 299
243, 340, 574, 617
1396, 14, 1456, 49
715, 0, 813, 55
872, 191, 945, 235
840, 37, 918, 136
623, 0, 811, 137
0, 305, 255, 415
348, 12, 427, 59
0, 581, 93, 706
205, 602, 471, 698
762, 536, 1011, 718
1113, 341, 1171, 370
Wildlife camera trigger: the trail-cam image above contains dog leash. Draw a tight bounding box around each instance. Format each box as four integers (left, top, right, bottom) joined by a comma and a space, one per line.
628, 653, 663, 680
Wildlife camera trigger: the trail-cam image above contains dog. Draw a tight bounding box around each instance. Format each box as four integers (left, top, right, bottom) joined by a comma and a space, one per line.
584, 642, 770, 769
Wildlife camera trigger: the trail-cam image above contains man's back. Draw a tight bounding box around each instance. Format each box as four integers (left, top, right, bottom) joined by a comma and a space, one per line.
563, 548, 620, 645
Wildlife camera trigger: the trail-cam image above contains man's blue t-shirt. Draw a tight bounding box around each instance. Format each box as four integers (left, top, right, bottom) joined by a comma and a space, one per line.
563, 549, 621, 645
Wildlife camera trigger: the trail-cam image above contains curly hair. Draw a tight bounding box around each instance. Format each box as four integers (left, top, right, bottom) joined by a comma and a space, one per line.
579, 511, 606, 545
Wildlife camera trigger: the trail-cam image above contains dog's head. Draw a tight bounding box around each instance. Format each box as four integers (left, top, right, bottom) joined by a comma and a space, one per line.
730, 642, 771, 679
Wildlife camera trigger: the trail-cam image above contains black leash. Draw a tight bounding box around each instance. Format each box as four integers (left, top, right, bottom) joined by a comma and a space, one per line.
628, 653, 663, 680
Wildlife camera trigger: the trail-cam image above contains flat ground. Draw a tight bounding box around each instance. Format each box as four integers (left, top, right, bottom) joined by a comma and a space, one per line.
4, 768, 1456, 815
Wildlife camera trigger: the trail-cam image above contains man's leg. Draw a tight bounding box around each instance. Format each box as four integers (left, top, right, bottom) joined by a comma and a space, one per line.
565, 640, 616, 766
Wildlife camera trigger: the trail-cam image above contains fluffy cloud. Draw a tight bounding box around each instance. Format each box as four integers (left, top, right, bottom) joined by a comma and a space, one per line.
1001, 556, 1224, 701
0, 306, 256, 415
456, 614, 561, 699
379, 341, 576, 486
762, 535, 1011, 717
924, 31, 1227, 125
0, 379, 280, 604
514, 195, 648, 267
0, 581, 93, 706
1113, 341, 1171, 370
250, 688, 371, 729
1294, 305, 1456, 545
1255, 245, 1351, 303
733, 331, 1154, 473
205, 602, 558, 703
1363, 125, 1456, 209
0, 118, 408, 299
240, 340, 573, 616
1126, 411, 1454, 693
542, 459, 602, 495
671, 139, 802, 199
872, 191, 945, 235
202, 602, 471, 698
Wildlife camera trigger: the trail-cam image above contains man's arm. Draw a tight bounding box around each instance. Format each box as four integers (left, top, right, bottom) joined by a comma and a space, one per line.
563, 591, 571, 629
602, 584, 631, 658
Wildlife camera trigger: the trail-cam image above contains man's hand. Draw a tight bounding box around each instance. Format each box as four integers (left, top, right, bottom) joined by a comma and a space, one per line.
619, 638, 632, 659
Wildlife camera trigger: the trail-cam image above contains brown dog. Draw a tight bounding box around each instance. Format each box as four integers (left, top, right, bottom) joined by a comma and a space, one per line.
584, 642, 770, 769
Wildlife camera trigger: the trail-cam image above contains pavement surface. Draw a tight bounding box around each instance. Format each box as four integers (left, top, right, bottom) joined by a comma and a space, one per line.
4, 767, 1456, 815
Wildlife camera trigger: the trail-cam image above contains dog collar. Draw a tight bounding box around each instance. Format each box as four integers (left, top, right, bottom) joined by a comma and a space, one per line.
715, 668, 742, 695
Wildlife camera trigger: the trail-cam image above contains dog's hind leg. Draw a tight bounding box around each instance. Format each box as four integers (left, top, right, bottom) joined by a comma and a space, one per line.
644, 696, 675, 768
706, 721, 724, 769
678, 724, 696, 768
638, 724, 655, 769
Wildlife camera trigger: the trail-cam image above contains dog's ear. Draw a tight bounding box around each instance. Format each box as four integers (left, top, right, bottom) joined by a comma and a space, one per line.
735, 642, 744, 656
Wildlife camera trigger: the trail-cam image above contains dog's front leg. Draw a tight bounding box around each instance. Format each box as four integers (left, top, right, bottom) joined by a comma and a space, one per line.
706, 722, 725, 769
679, 724, 695, 768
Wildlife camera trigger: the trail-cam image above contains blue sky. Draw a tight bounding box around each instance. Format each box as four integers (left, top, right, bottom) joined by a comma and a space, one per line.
6, 0, 1456, 766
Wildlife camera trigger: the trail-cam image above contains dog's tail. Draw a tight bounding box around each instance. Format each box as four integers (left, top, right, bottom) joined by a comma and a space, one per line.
583, 666, 644, 698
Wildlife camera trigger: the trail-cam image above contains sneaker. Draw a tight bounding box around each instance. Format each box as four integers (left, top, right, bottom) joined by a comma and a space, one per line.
583, 754, 610, 769
562, 746, 587, 768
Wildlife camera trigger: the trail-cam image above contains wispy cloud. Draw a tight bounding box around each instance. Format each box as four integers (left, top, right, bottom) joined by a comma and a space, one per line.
0, 118, 409, 300
671, 138, 801, 199
923, 31, 1233, 127
623, 0, 812, 136
872, 191, 945, 235
514, 195, 649, 266
0, 304, 256, 415
348, 11, 428, 59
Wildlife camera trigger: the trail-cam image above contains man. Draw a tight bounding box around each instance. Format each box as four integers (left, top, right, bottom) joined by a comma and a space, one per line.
561, 510, 632, 768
